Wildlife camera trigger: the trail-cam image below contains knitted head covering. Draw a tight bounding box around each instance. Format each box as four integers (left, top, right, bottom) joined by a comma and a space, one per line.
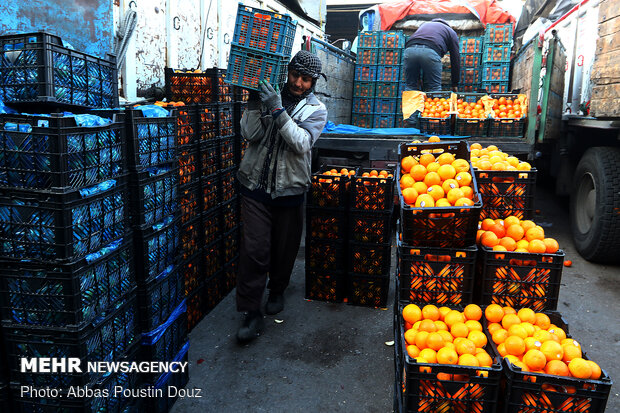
288, 50, 326, 80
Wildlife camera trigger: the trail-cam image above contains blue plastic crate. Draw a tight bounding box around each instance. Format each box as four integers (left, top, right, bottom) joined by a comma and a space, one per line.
232, 4, 296, 56
0, 113, 124, 191
481, 81, 510, 94
379, 31, 405, 48
123, 107, 178, 170
356, 47, 378, 65
484, 23, 513, 44
378, 48, 402, 65
225, 45, 289, 91
460, 67, 481, 84
130, 165, 178, 228
482, 62, 510, 82
0, 178, 127, 262
351, 113, 373, 128
376, 65, 400, 82
373, 98, 398, 114
483, 43, 512, 63
375, 81, 399, 98
459, 37, 483, 54
354, 65, 377, 81
0, 32, 118, 109
358, 31, 380, 48
353, 81, 376, 97
352, 97, 374, 113
372, 114, 395, 128
460, 52, 482, 68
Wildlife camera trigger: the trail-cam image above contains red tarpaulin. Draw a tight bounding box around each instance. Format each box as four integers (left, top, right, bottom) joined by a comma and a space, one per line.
376, 0, 516, 31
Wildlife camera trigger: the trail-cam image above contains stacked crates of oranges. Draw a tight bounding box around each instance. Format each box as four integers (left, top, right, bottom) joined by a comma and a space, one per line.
352, 30, 405, 128
481, 23, 513, 94
225, 4, 296, 91
347, 168, 395, 307
305, 165, 357, 302
482, 305, 612, 413
459, 37, 484, 92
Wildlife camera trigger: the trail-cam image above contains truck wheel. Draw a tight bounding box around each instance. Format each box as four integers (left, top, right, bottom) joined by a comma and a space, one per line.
570, 147, 620, 263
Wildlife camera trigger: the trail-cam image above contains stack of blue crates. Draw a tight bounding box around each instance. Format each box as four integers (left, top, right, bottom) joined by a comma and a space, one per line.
481, 23, 513, 94
0, 110, 141, 410
459, 37, 484, 92
352, 31, 405, 128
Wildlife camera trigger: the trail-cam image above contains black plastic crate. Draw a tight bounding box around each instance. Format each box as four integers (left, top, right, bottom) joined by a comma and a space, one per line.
178, 181, 199, 226
306, 206, 347, 240
202, 206, 220, 246
479, 246, 565, 311
309, 165, 357, 209
232, 4, 296, 56
199, 141, 219, 177
460, 37, 484, 53
0, 178, 127, 262
137, 264, 183, 332
134, 216, 180, 283
348, 241, 391, 276
397, 240, 477, 306
488, 117, 526, 138
3, 296, 138, 388
222, 227, 240, 265
0, 113, 124, 191
177, 144, 199, 191
129, 165, 178, 228
204, 237, 222, 279
0, 32, 118, 109
12, 348, 141, 413
306, 237, 346, 272
418, 115, 453, 135
349, 210, 393, 244
219, 137, 236, 169
353, 81, 376, 98
196, 104, 218, 143
352, 97, 374, 113
396, 303, 503, 413
356, 47, 378, 65
225, 45, 289, 91
0, 237, 134, 328
146, 342, 190, 413
182, 252, 203, 296
486, 313, 613, 413
140, 300, 187, 377
187, 282, 206, 331
221, 196, 239, 232
203, 272, 224, 314
217, 103, 235, 138
348, 272, 389, 308
454, 117, 488, 137
475, 169, 536, 220
354, 65, 377, 81
305, 268, 346, 303
378, 48, 402, 65
484, 23, 513, 44
221, 257, 238, 294
220, 166, 238, 203
180, 216, 201, 262
351, 168, 395, 211
200, 174, 220, 212
125, 108, 178, 170
175, 105, 197, 146
351, 112, 373, 128
398, 142, 481, 248
233, 86, 249, 102
165, 67, 234, 104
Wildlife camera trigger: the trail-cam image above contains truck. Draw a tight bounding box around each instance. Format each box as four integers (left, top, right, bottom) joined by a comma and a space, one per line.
512, 0, 620, 264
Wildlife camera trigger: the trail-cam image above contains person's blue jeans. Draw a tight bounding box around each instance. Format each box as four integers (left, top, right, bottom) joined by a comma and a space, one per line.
403, 45, 442, 92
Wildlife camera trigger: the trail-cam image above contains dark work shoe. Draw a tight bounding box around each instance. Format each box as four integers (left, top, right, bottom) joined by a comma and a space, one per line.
236, 310, 264, 343
265, 292, 284, 315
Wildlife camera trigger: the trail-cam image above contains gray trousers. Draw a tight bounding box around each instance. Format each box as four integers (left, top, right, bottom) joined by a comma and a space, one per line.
403, 45, 442, 92
236, 194, 304, 312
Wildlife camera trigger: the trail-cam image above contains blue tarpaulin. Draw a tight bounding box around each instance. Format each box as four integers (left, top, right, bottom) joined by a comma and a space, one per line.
321, 121, 459, 139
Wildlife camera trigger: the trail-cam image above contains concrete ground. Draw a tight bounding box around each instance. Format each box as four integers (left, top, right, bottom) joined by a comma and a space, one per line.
172, 183, 618, 413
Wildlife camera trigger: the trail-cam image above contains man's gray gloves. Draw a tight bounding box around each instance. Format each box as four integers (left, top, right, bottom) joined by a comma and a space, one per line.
259, 80, 283, 113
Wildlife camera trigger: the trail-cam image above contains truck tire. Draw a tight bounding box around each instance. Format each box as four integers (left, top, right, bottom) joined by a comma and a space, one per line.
570, 147, 620, 263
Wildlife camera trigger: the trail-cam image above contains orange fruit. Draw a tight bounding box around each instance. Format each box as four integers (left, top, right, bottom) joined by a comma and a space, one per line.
412, 181, 428, 195
524, 337, 542, 352
543, 238, 559, 254
523, 349, 546, 371
401, 155, 416, 173
564, 260, 572, 267
533, 329, 552, 343
435, 198, 451, 207
534, 313, 550, 329
489, 223, 506, 239
516, 308, 536, 324
545, 359, 569, 376
419, 319, 437, 333
528, 239, 546, 253
415, 331, 430, 349
419, 153, 435, 167
480, 231, 499, 248
402, 304, 423, 324
456, 338, 477, 356
455, 171, 472, 186
492, 329, 508, 345
437, 347, 459, 365
451, 322, 469, 338
481, 218, 496, 231
437, 164, 456, 180
446, 188, 465, 205
507, 324, 528, 340
540, 340, 564, 362
487, 322, 502, 335
442, 178, 459, 193
465, 320, 482, 332
427, 185, 445, 201
400, 173, 415, 188
503, 306, 517, 315
410, 164, 427, 181
460, 186, 474, 199
428, 135, 441, 142
426, 162, 440, 173
568, 358, 592, 379
455, 198, 474, 206
505, 335, 526, 356
415, 194, 435, 208
423, 171, 441, 187
586, 360, 602, 380
422, 305, 440, 321
476, 351, 493, 367
404, 328, 418, 345
499, 237, 517, 251
548, 325, 567, 341
426, 332, 445, 351
402, 187, 419, 205
419, 348, 437, 364
464, 304, 482, 321
497, 343, 507, 357
452, 159, 470, 173
502, 313, 521, 330
485, 304, 504, 323
438, 306, 452, 320
444, 310, 465, 327
525, 227, 545, 242
562, 343, 582, 363
506, 224, 525, 241
406, 344, 421, 358
503, 216, 520, 227
520, 220, 536, 232
437, 153, 455, 165
468, 330, 488, 348
438, 330, 453, 343
434, 320, 448, 331
458, 353, 480, 367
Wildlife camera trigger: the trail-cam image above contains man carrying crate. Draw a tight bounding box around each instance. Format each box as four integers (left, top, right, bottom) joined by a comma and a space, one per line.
235, 50, 328, 344
403, 18, 460, 92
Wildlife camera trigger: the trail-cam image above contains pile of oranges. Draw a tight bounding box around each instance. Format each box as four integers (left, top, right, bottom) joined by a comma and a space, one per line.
317, 168, 356, 183
485, 304, 601, 380
456, 98, 486, 119
402, 303, 495, 376
470, 143, 532, 172
400, 149, 475, 208
421, 97, 451, 119
476, 215, 560, 254
489, 96, 524, 119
